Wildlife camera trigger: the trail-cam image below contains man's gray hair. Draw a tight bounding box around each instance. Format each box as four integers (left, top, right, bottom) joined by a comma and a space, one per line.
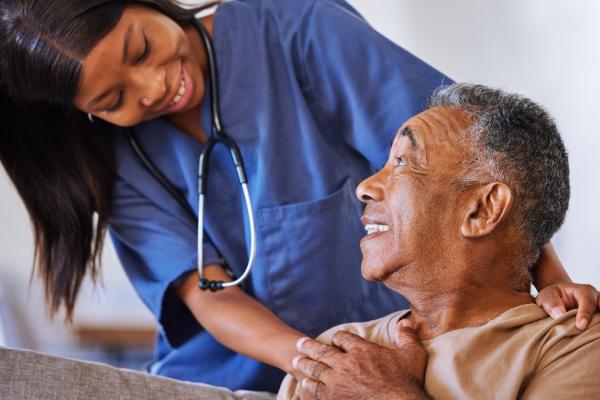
430, 83, 570, 264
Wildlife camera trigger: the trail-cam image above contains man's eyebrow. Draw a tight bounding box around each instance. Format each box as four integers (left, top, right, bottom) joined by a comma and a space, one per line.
122, 23, 134, 63
400, 126, 418, 149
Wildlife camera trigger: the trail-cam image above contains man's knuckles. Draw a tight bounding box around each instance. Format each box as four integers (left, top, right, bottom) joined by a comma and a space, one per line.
302, 378, 327, 400
331, 330, 366, 350
300, 339, 338, 361
311, 361, 330, 381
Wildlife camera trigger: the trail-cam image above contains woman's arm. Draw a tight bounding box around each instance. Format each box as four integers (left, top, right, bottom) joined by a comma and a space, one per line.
534, 243, 600, 330
175, 264, 304, 375
533, 243, 571, 289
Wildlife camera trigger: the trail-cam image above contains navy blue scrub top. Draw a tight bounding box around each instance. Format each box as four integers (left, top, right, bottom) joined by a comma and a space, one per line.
109, 0, 450, 392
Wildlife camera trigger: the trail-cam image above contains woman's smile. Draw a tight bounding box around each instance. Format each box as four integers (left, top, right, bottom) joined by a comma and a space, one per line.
159, 60, 195, 114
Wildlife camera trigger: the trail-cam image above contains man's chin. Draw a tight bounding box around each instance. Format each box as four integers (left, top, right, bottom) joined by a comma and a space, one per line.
360, 262, 391, 282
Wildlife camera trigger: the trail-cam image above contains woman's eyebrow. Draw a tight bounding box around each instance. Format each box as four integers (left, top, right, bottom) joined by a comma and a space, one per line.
88, 90, 112, 110
87, 24, 134, 110
122, 23, 135, 63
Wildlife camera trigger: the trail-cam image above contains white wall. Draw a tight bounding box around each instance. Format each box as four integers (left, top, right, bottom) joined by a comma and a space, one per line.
0, 0, 598, 351
347, 0, 600, 287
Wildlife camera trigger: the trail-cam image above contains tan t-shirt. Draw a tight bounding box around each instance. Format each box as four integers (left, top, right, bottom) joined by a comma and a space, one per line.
278, 304, 600, 399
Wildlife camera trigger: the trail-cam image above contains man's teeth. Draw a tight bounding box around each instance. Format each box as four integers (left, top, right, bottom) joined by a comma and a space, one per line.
169, 78, 186, 106
364, 224, 390, 235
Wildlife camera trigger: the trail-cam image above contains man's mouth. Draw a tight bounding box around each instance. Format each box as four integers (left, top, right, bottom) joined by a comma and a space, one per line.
364, 224, 390, 235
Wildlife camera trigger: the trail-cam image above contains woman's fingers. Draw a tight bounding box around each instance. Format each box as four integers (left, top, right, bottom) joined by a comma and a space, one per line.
536, 285, 567, 319
572, 285, 599, 330
537, 283, 600, 330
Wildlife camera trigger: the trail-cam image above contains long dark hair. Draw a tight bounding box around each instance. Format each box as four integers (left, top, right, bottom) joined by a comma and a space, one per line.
0, 0, 213, 320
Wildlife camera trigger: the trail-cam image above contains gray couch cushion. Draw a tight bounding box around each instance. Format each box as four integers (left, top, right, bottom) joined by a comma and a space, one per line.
0, 346, 276, 400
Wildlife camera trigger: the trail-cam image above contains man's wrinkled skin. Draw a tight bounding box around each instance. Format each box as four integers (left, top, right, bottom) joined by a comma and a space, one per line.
292, 106, 600, 400
293, 320, 429, 400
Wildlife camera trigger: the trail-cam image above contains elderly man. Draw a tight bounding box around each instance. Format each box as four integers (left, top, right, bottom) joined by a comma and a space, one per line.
281, 84, 600, 399
2, 84, 600, 400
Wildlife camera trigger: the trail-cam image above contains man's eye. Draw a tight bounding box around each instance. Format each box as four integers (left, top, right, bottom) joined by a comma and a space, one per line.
392, 157, 406, 167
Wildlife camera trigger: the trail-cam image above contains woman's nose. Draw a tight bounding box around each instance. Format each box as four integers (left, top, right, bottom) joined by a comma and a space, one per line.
356, 170, 385, 204
135, 67, 167, 108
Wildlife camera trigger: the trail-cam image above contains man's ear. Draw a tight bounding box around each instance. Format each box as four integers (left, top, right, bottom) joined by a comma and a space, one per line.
461, 182, 513, 238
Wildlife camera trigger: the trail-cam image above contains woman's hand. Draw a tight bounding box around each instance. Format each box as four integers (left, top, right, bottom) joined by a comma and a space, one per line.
536, 282, 600, 330
533, 244, 600, 330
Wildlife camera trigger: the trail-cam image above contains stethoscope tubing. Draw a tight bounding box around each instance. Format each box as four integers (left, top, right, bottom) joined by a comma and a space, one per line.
197, 183, 257, 289
126, 17, 257, 292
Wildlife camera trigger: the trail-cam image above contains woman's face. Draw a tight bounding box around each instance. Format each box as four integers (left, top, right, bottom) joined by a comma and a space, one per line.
74, 4, 206, 127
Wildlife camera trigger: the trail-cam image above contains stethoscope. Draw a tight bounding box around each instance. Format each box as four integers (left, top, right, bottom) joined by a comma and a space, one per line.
125, 18, 256, 292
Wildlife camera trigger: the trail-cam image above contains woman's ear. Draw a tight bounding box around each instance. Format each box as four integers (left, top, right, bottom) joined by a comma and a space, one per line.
461, 182, 513, 238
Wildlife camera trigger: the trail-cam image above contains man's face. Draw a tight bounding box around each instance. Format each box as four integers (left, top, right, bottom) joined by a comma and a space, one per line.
356, 106, 473, 286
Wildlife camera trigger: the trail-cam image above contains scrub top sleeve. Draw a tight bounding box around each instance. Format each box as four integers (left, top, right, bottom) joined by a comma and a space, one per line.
109, 177, 223, 347
300, 1, 451, 168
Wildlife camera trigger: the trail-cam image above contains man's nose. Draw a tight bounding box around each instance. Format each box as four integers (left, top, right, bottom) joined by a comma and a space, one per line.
356, 170, 385, 203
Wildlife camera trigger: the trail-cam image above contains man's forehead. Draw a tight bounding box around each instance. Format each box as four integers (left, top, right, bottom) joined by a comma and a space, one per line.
395, 107, 472, 145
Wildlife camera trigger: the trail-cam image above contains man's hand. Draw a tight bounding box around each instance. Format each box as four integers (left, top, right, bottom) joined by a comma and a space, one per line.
536, 282, 600, 330
292, 319, 430, 400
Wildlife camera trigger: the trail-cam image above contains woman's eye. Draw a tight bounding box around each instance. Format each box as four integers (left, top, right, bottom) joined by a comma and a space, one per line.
107, 90, 124, 113
392, 157, 406, 167
137, 34, 150, 64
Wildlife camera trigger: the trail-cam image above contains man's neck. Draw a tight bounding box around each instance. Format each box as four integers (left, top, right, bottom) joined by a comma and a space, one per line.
405, 286, 534, 341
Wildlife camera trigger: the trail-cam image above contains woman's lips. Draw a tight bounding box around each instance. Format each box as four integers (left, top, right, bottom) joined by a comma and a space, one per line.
162, 61, 194, 113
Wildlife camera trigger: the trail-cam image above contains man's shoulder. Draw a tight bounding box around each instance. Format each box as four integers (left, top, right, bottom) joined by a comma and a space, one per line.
424, 304, 600, 399
535, 308, 600, 364
519, 309, 600, 399
316, 310, 409, 348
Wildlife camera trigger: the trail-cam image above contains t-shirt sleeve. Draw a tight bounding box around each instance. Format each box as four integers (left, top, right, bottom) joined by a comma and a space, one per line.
109, 175, 224, 347
299, 0, 451, 168
520, 323, 600, 399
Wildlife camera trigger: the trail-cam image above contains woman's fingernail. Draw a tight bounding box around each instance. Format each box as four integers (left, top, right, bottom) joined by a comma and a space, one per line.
577, 318, 589, 330
296, 337, 309, 351
550, 307, 563, 319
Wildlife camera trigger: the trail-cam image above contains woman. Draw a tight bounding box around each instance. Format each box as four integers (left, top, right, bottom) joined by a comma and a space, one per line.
0, 0, 598, 393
